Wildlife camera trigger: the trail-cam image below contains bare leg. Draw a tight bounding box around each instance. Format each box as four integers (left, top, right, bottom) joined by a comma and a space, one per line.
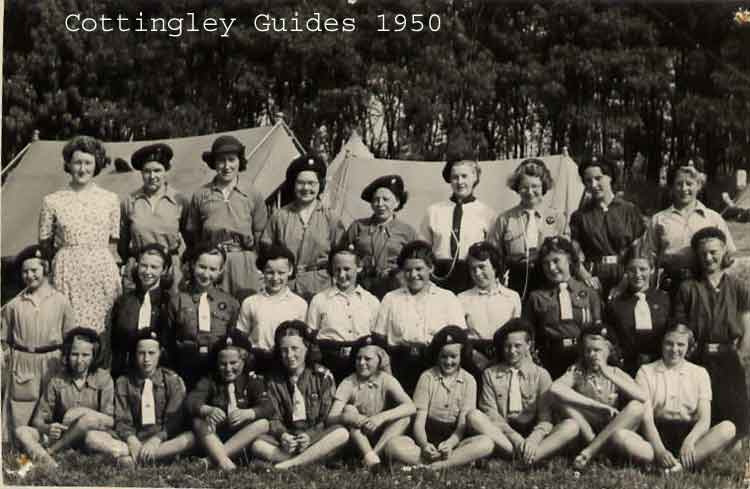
199, 433, 236, 471
274, 427, 350, 470
608, 429, 653, 465
532, 419, 580, 463
466, 410, 513, 458
383, 435, 422, 465
14, 426, 58, 467
350, 428, 379, 466
250, 437, 291, 464
153, 432, 196, 462
562, 405, 596, 443
84, 431, 130, 459
372, 417, 411, 456
575, 400, 644, 469
47, 414, 102, 455
428, 435, 494, 470
223, 419, 270, 459
692, 421, 736, 466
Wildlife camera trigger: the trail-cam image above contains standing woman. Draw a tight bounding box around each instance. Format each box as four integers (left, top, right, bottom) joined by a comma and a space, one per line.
421, 159, 496, 294
119, 143, 189, 293
673, 227, 749, 446
261, 155, 345, 302
343, 175, 418, 299
650, 164, 735, 294
570, 159, 646, 299
185, 135, 268, 298
491, 158, 568, 298
39, 135, 122, 367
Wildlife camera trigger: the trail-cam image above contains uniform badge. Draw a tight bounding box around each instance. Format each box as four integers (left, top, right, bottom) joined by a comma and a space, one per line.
578, 291, 587, 299
218, 302, 227, 310
546, 216, 556, 225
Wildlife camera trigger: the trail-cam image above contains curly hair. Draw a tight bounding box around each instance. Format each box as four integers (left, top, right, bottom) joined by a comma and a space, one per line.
466, 241, 503, 276
397, 240, 436, 269
62, 135, 110, 176
690, 226, 734, 271
61, 327, 103, 374
507, 158, 554, 195
273, 320, 321, 369
537, 236, 580, 273
667, 164, 706, 190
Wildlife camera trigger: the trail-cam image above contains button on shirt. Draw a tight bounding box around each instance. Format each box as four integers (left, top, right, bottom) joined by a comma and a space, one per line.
650, 202, 736, 272
334, 371, 397, 417
119, 185, 189, 261
114, 367, 186, 442
1, 287, 74, 348
373, 284, 466, 347
185, 178, 268, 249
557, 365, 623, 407
479, 362, 553, 435
459, 283, 522, 339
32, 369, 114, 427
421, 200, 496, 260
307, 286, 380, 342
490, 205, 569, 264
413, 367, 476, 424
237, 288, 308, 351
344, 217, 418, 276
636, 360, 711, 422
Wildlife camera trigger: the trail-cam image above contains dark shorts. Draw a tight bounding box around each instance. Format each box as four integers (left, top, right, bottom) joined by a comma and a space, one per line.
508, 418, 535, 438
426, 418, 457, 446
318, 340, 357, 385
700, 348, 749, 437
655, 419, 694, 454
389, 344, 430, 396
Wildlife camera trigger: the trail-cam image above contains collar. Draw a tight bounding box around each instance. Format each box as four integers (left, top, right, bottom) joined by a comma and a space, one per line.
210, 177, 254, 198
668, 201, 707, 217
133, 184, 180, 204
354, 371, 384, 389
545, 278, 585, 296
191, 287, 217, 302
21, 284, 56, 304
449, 194, 476, 205
474, 281, 513, 297
261, 287, 293, 299
435, 367, 465, 385
326, 285, 364, 299
65, 369, 108, 390
133, 367, 165, 387
289, 199, 323, 214
401, 282, 439, 297
495, 360, 535, 378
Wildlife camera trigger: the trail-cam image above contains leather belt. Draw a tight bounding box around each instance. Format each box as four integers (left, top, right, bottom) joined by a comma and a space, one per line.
704, 343, 733, 355
12, 344, 62, 354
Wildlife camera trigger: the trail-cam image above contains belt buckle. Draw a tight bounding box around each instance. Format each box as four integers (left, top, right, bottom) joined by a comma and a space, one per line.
706, 343, 719, 354
199, 346, 209, 354
28, 346, 36, 353
562, 338, 576, 348
602, 256, 617, 265
339, 346, 352, 358
409, 346, 420, 357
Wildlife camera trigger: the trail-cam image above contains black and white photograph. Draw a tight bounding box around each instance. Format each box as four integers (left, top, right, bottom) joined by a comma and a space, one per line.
2, 1, 750, 487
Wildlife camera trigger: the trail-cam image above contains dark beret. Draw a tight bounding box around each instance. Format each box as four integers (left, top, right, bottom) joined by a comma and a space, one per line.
361, 174, 407, 210
430, 325, 468, 350
690, 226, 727, 249
202, 135, 246, 165
579, 323, 618, 345
131, 328, 162, 352
131, 143, 173, 171
286, 154, 327, 185
15, 245, 50, 269
492, 318, 535, 353
64, 327, 101, 346
212, 329, 253, 357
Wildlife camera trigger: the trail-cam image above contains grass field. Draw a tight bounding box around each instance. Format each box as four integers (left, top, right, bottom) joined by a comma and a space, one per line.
2, 441, 748, 489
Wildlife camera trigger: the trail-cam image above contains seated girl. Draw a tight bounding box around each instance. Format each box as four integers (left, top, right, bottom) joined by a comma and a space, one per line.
86, 329, 195, 466
327, 335, 415, 468
186, 330, 273, 471
549, 324, 646, 470
385, 326, 493, 470
523, 236, 602, 379
458, 241, 522, 371
111, 243, 173, 379
250, 320, 349, 470
605, 249, 670, 376
373, 240, 466, 394
15, 328, 113, 468
468, 319, 579, 465
629, 324, 736, 473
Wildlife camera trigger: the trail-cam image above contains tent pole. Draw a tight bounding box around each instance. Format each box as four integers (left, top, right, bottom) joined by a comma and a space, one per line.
245, 121, 282, 162
1, 142, 33, 180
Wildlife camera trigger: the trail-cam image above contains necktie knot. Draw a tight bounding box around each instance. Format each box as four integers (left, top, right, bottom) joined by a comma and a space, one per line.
635, 292, 646, 300
559, 282, 568, 291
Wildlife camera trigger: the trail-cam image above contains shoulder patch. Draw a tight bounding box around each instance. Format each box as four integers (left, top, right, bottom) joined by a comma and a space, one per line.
315, 364, 334, 380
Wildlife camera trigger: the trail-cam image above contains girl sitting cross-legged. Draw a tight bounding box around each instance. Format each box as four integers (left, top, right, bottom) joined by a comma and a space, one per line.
549, 324, 647, 470
327, 335, 416, 468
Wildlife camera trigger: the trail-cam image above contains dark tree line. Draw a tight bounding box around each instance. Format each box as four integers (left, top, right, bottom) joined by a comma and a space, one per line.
4, 0, 750, 180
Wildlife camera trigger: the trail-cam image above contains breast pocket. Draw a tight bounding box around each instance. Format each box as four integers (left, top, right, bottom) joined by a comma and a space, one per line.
11, 370, 40, 402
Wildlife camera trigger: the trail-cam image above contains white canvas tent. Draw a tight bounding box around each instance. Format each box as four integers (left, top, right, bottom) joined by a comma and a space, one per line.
325, 154, 584, 230
1, 122, 303, 258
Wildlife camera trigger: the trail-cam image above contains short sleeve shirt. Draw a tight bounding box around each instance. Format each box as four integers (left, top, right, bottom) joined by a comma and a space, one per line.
420, 200, 496, 260
237, 289, 308, 351
334, 371, 397, 417
651, 202, 736, 271
636, 360, 711, 422
120, 185, 189, 258
459, 284, 521, 339
413, 367, 476, 424
344, 217, 418, 275
373, 284, 466, 346
33, 369, 114, 426
557, 364, 624, 407
1, 286, 74, 346
307, 286, 380, 342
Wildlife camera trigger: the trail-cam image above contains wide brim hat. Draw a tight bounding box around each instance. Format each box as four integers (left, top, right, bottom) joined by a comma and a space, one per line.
202, 135, 246, 164
131, 143, 173, 171
360, 174, 407, 210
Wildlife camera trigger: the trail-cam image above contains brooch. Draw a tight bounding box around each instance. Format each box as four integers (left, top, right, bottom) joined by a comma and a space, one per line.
218, 302, 227, 310
546, 216, 556, 225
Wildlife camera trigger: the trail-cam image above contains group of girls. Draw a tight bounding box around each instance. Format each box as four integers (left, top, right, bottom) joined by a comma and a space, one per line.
1, 133, 748, 476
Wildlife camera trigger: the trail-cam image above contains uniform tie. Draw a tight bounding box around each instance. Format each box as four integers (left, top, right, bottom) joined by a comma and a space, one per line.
137, 292, 152, 330
525, 210, 539, 248
141, 378, 156, 425
507, 367, 523, 415
291, 376, 307, 422
450, 201, 463, 258
558, 282, 573, 320
198, 292, 211, 332
634, 292, 653, 331
227, 383, 238, 414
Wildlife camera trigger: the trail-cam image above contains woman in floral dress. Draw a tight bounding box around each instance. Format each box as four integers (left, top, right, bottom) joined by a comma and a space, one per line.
38, 135, 122, 366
